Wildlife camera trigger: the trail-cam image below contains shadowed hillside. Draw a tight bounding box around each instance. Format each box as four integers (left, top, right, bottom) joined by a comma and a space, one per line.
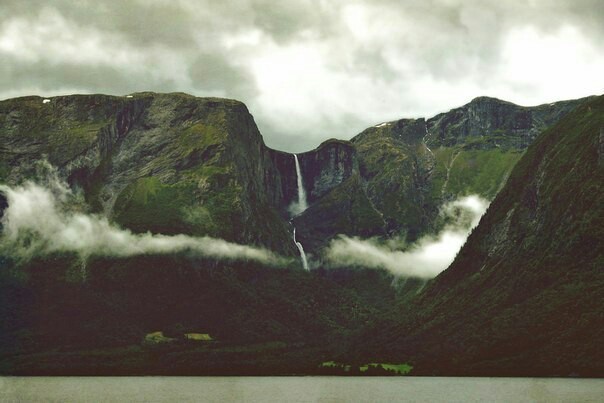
354, 95, 604, 377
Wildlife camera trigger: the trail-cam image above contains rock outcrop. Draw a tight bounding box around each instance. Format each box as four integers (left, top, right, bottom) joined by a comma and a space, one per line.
269, 139, 357, 209
297, 139, 358, 202
426, 96, 589, 148
339, 97, 590, 244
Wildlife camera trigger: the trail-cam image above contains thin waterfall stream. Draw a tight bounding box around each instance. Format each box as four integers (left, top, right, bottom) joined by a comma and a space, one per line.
293, 227, 309, 271
291, 154, 309, 270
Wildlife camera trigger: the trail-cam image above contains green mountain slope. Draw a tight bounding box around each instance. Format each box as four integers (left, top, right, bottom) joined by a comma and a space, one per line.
351, 118, 434, 239
293, 97, 587, 252
0, 93, 295, 255
357, 95, 604, 376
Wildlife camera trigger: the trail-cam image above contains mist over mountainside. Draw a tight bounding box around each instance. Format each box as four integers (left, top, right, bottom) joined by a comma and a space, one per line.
354, 94, 604, 377
0, 92, 588, 263
0, 91, 600, 375
0, 93, 299, 256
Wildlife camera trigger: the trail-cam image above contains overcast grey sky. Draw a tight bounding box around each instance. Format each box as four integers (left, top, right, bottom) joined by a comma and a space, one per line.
1, 0, 603, 151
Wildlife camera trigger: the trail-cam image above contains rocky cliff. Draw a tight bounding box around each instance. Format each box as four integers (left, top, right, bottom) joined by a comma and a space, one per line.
351, 118, 434, 239
269, 139, 357, 208
426, 96, 587, 148
0, 92, 296, 254
344, 97, 588, 242
291, 97, 589, 252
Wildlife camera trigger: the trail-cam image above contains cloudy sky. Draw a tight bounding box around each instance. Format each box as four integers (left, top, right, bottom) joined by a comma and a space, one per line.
1, 0, 603, 151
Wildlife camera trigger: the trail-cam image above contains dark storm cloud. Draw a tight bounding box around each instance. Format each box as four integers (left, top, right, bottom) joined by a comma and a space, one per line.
188, 53, 258, 100
0, 0, 602, 151
0, 0, 198, 47
0, 61, 181, 96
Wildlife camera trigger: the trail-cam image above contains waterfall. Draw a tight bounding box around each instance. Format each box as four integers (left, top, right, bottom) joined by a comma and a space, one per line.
293, 227, 309, 271
289, 154, 308, 216
291, 154, 309, 270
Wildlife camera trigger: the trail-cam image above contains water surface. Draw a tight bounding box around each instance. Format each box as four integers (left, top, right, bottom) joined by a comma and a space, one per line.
1, 376, 603, 402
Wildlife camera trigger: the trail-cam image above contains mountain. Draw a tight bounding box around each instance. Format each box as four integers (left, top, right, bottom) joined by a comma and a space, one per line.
0, 93, 588, 259
0, 91, 598, 375
354, 94, 604, 376
426, 96, 583, 148
0, 93, 396, 374
293, 96, 589, 252
0, 92, 298, 255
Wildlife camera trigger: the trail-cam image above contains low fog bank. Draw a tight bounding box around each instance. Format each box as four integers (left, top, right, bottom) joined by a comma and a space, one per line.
324, 195, 489, 278
0, 174, 283, 266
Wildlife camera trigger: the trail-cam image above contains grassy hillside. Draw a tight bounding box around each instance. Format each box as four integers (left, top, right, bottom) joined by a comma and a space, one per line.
429, 145, 523, 200
351, 120, 434, 239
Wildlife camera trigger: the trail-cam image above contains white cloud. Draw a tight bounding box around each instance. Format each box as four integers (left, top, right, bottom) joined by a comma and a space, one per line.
0, 8, 131, 65
0, 175, 283, 266
324, 195, 489, 278
497, 25, 604, 104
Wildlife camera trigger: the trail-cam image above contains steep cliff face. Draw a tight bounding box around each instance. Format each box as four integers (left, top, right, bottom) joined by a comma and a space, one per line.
0, 94, 127, 182
297, 139, 358, 203
0, 92, 295, 254
362, 95, 604, 376
272, 139, 370, 252
293, 174, 386, 252
269, 139, 357, 210
0, 92, 366, 258
422, 97, 588, 208
426, 96, 588, 148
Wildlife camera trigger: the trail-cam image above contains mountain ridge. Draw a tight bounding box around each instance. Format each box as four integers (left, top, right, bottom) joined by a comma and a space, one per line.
0, 92, 594, 260
0, 91, 601, 376
354, 94, 604, 376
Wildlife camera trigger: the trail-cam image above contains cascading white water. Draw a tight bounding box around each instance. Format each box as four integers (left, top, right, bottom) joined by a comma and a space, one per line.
293, 227, 309, 271
291, 154, 308, 215
291, 154, 309, 270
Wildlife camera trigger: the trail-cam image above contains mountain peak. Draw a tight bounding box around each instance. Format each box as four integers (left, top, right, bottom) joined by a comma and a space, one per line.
426, 95, 587, 148
468, 95, 511, 105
